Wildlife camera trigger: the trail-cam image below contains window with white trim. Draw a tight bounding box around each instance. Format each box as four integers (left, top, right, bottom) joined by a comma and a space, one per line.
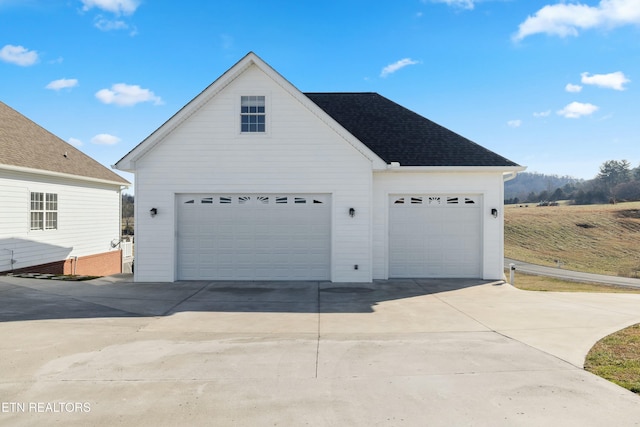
240, 96, 266, 133
30, 192, 57, 230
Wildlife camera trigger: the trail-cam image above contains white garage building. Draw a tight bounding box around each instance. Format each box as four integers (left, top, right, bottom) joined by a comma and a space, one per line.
115, 52, 524, 283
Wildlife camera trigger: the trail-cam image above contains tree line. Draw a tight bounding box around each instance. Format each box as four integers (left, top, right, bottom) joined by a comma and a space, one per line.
505, 160, 640, 205
122, 193, 134, 235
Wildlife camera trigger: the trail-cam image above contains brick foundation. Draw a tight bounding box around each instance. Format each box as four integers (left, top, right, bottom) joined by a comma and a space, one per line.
3, 250, 122, 277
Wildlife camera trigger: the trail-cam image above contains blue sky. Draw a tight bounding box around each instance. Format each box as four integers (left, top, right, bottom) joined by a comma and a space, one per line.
1, 0, 638, 185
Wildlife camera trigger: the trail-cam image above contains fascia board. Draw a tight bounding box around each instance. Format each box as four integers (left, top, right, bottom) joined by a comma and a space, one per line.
0, 163, 130, 187
115, 53, 258, 171
115, 52, 387, 172
377, 165, 527, 174
245, 55, 386, 169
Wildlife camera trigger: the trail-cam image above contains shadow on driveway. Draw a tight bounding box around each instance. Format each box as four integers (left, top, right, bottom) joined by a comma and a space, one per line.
0, 275, 495, 322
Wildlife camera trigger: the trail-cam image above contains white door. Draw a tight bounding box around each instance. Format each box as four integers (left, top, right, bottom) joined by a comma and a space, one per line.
177, 194, 331, 280
389, 195, 482, 278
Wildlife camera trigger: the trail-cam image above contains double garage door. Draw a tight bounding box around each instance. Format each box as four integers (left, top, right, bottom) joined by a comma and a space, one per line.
389, 195, 482, 278
176, 193, 482, 280
177, 194, 331, 280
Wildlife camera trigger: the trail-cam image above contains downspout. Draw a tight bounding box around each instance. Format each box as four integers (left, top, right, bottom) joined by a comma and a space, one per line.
3, 249, 15, 273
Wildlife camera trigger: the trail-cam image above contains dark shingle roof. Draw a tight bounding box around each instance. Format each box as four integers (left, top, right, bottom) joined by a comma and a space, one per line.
0, 101, 129, 184
305, 92, 519, 167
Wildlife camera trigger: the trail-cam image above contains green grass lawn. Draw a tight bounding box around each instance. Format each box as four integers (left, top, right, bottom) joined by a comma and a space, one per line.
584, 324, 640, 394
510, 272, 640, 294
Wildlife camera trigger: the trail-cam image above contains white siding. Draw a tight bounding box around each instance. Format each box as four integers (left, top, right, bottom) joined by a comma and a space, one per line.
373, 171, 505, 280
133, 64, 373, 282
0, 169, 122, 272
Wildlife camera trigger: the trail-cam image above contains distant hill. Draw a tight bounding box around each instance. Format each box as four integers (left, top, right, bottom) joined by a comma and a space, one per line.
505, 172, 583, 202
505, 201, 640, 277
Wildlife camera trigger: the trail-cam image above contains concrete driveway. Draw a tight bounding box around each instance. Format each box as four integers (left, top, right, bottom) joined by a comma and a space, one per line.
1, 275, 640, 426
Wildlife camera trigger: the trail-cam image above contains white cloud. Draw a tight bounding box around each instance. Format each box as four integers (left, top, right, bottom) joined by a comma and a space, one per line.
81, 0, 140, 15
429, 0, 475, 10
95, 83, 163, 106
533, 110, 551, 117
514, 0, 640, 41
557, 101, 599, 118
46, 78, 79, 91
380, 58, 420, 78
91, 133, 121, 145
507, 119, 522, 128
0, 44, 38, 66
581, 71, 630, 90
68, 137, 83, 147
565, 83, 583, 93
94, 16, 129, 31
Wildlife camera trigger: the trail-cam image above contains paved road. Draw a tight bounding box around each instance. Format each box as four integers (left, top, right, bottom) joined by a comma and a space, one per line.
506, 258, 640, 289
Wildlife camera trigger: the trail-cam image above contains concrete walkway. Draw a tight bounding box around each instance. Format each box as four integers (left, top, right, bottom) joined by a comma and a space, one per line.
1, 275, 640, 426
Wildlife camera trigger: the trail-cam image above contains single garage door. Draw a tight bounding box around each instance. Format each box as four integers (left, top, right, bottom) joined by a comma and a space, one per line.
389, 195, 482, 278
177, 194, 331, 280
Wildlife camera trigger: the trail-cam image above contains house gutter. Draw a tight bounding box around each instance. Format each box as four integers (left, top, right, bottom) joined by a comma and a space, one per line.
503, 170, 521, 182
0, 164, 130, 187
382, 163, 526, 174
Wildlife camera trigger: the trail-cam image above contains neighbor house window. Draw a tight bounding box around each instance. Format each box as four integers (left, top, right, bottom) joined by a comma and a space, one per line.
30, 192, 57, 230
240, 95, 265, 133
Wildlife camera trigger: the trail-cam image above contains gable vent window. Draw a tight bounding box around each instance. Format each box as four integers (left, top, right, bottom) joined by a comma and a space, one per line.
241, 96, 266, 133
30, 192, 57, 230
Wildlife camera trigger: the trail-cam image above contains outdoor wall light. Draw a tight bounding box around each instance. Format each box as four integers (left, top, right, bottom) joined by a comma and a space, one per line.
349, 208, 356, 218
491, 208, 498, 218
150, 208, 158, 217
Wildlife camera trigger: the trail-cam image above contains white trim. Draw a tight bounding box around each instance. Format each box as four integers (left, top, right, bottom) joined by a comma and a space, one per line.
0, 163, 129, 187
236, 92, 272, 137
381, 165, 527, 174
115, 52, 386, 173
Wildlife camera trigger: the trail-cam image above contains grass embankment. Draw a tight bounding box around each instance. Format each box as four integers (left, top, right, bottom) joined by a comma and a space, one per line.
511, 271, 640, 293
505, 201, 640, 278
505, 203, 640, 395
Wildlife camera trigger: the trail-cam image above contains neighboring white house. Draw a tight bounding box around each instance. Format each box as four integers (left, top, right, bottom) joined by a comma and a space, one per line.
0, 101, 130, 276
115, 52, 524, 283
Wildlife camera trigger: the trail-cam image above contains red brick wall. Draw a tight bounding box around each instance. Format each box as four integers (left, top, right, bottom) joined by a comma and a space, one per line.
4, 251, 122, 277
63, 251, 122, 276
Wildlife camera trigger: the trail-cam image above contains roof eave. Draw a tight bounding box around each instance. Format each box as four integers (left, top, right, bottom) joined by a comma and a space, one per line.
0, 163, 130, 187
115, 53, 388, 172
377, 164, 527, 174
